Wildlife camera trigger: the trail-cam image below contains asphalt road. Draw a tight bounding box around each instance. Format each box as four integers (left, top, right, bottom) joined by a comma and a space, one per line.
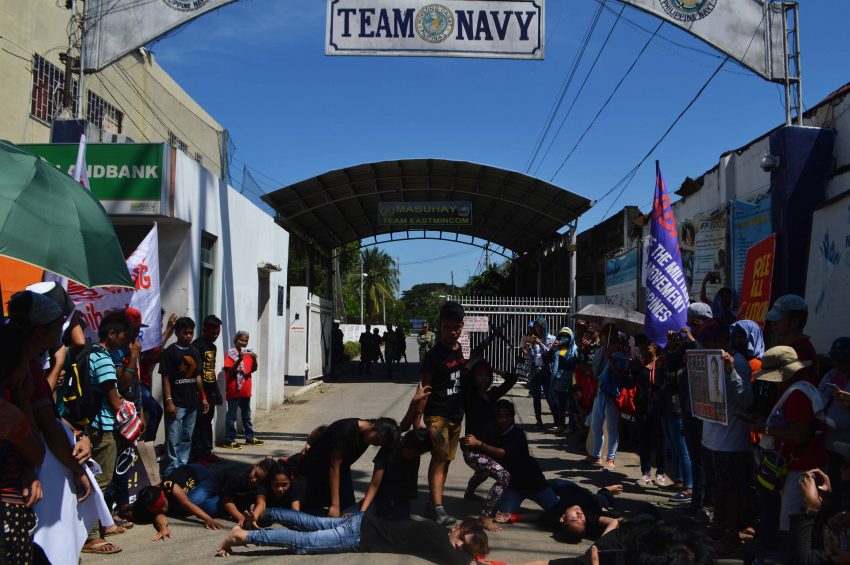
81, 339, 737, 564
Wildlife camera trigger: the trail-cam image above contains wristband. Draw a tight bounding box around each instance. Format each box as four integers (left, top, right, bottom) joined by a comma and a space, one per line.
124, 368, 137, 374
509, 513, 520, 523
165, 397, 173, 403
200, 393, 207, 401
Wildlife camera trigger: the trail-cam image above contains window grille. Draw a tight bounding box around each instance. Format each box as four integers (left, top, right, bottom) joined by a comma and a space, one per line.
87, 91, 123, 134
168, 131, 188, 153
30, 54, 77, 123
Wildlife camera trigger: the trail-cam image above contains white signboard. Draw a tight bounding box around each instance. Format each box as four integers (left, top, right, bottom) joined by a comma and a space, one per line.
326, 0, 544, 59
605, 248, 638, 311
463, 315, 490, 332
804, 193, 850, 353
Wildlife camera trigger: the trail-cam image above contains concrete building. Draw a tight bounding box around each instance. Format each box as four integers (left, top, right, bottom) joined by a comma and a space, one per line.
1, 1, 291, 440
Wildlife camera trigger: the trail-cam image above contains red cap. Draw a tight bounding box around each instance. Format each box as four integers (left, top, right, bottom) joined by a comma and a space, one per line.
124, 307, 149, 328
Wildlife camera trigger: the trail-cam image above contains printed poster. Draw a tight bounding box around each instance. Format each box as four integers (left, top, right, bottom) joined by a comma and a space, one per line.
605, 248, 638, 311
737, 234, 776, 325
731, 197, 772, 293
804, 193, 850, 353
681, 211, 727, 301
686, 349, 727, 426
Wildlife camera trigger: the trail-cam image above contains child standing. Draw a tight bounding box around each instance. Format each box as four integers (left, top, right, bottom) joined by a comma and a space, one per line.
191, 315, 223, 463
160, 317, 208, 477
222, 331, 263, 449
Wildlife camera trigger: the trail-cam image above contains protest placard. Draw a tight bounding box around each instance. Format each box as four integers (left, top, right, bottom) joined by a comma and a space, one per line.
686, 349, 727, 425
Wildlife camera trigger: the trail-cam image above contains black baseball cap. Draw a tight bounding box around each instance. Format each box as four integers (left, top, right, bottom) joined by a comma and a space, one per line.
439, 301, 465, 322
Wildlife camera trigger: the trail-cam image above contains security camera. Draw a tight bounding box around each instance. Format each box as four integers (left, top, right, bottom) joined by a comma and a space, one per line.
760, 154, 780, 172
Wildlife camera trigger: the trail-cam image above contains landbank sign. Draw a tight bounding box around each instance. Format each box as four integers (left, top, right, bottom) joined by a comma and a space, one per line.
327, 0, 544, 59
22, 143, 168, 215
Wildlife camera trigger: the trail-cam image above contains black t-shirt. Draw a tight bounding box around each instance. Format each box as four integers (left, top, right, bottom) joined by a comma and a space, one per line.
301, 418, 368, 477
215, 462, 256, 510
191, 338, 218, 387
373, 445, 420, 501
496, 426, 548, 494
358, 514, 472, 565
159, 343, 201, 408
422, 341, 465, 422
538, 481, 604, 539
462, 371, 513, 445
258, 475, 306, 509
162, 464, 203, 499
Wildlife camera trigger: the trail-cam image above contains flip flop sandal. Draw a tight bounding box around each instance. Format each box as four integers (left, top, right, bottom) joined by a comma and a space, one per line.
103, 524, 127, 536
112, 516, 134, 529
82, 541, 122, 555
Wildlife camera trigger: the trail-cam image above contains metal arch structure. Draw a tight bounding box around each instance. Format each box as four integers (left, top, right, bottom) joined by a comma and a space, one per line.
350, 231, 514, 261
261, 158, 593, 259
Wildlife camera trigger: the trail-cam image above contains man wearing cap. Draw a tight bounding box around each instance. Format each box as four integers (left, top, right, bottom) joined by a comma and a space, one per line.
765, 294, 819, 386
818, 337, 850, 493
746, 346, 828, 537
192, 315, 223, 464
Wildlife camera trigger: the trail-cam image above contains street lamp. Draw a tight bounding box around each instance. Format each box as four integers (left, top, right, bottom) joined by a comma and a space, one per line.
360, 272, 368, 325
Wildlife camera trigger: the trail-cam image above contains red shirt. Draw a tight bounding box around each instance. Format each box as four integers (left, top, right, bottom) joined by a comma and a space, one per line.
780, 389, 828, 471
224, 349, 255, 400
792, 337, 820, 386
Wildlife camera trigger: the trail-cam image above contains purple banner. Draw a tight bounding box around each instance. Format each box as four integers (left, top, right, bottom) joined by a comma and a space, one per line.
644, 162, 690, 347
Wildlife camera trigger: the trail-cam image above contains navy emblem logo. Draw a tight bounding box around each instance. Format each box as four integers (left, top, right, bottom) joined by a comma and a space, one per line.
660, 0, 718, 22
163, 0, 210, 12
415, 4, 454, 43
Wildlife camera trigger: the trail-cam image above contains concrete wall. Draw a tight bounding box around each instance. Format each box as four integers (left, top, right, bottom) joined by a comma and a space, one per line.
135, 152, 288, 441
0, 0, 224, 175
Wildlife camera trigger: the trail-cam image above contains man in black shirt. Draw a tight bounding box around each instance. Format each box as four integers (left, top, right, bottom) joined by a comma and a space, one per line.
359, 324, 373, 376
191, 315, 222, 464
160, 317, 208, 477
415, 300, 466, 525
216, 510, 489, 564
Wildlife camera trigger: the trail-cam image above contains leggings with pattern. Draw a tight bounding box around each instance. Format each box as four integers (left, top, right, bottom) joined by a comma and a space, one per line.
463, 449, 510, 516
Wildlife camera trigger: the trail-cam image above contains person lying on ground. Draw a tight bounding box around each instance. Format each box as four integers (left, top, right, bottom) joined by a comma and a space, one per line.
249, 458, 306, 525
494, 480, 624, 543
216, 509, 489, 564
506, 514, 714, 565
132, 463, 228, 540
219, 458, 278, 526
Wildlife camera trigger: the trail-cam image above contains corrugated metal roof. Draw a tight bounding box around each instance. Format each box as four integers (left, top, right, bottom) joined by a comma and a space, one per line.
262, 159, 592, 255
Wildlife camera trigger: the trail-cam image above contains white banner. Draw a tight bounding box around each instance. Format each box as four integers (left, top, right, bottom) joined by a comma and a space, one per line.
66, 224, 162, 351
804, 193, 850, 354
619, 0, 786, 81
84, 0, 237, 71
326, 0, 544, 59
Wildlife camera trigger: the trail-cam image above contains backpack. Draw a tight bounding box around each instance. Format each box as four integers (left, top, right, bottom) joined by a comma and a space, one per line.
62, 341, 101, 429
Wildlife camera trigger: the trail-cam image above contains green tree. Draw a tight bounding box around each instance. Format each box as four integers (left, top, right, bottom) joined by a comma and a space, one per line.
350, 248, 398, 324
401, 282, 453, 328
462, 262, 512, 296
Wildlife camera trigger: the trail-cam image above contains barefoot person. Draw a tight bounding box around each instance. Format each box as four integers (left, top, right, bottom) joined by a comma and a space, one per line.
216, 510, 489, 564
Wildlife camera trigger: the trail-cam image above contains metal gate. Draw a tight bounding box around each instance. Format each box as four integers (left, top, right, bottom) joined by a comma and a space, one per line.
446, 295, 572, 375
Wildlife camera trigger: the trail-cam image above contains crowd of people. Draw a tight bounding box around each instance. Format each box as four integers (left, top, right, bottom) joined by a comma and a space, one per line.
358, 323, 408, 378
2, 279, 847, 565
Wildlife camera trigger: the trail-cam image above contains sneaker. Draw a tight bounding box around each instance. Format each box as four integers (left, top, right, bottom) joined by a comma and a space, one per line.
654, 473, 671, 487
669, 490, 693, 503
220, 442, 242, 450
424, 502, 436, 519
603, 460, 616, 470
637, 474, 653, 487
433, 505, 457, 526
244, 438, 265, 446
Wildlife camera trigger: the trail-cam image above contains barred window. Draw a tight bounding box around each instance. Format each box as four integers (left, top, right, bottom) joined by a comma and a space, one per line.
30, 54, 77, 123
168, 130, 188, 153
194, 152, 204, 165
87, 91, 123, 134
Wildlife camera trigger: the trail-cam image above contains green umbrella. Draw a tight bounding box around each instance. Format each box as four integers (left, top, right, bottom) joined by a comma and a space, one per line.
0, 140, 133, 288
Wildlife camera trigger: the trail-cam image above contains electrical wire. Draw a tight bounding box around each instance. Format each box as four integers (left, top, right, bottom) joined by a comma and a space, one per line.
597, 56, 730, 220
532, 2, 626, 177
524, 1, 605, 173
549, 20, 664, 182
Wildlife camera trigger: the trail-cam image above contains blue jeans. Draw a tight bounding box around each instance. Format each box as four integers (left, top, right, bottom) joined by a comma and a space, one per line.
246, 508, 363, 554
497, 485, 560, 513
661, 415, 693, 489
163, 406, 197, 477
591, 394, 620, 461
140, 384, 163, 442
225, 397, 254, 443
184, 463, 221, 516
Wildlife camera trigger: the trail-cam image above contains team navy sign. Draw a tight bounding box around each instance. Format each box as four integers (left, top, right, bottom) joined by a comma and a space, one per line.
644, 162, 690, 348
326, 0, 544, 59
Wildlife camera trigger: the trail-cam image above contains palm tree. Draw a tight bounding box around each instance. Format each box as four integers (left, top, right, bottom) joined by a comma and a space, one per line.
360, 248, 398, 323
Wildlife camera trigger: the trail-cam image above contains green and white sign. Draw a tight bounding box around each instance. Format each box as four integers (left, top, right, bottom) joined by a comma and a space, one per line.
22, 143, 168, 215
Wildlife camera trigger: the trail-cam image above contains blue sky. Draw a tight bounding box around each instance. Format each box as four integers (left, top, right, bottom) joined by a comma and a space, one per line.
152, 0, 850, 293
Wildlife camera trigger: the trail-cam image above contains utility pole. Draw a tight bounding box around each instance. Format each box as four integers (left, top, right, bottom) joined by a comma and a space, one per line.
360, 253, 364, 325
382, 290, 386, 327
451, 271, 455, 295
74, 0, 85, 119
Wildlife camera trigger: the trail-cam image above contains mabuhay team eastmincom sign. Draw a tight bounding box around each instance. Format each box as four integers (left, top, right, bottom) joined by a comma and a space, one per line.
326, 0, 544, 59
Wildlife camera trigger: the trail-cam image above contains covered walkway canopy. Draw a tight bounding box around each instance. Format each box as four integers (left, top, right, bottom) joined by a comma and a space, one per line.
262, 159, 593, 258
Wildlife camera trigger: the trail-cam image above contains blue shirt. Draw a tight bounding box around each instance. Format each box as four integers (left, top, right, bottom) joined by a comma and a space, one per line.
90, 346, 118, 431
